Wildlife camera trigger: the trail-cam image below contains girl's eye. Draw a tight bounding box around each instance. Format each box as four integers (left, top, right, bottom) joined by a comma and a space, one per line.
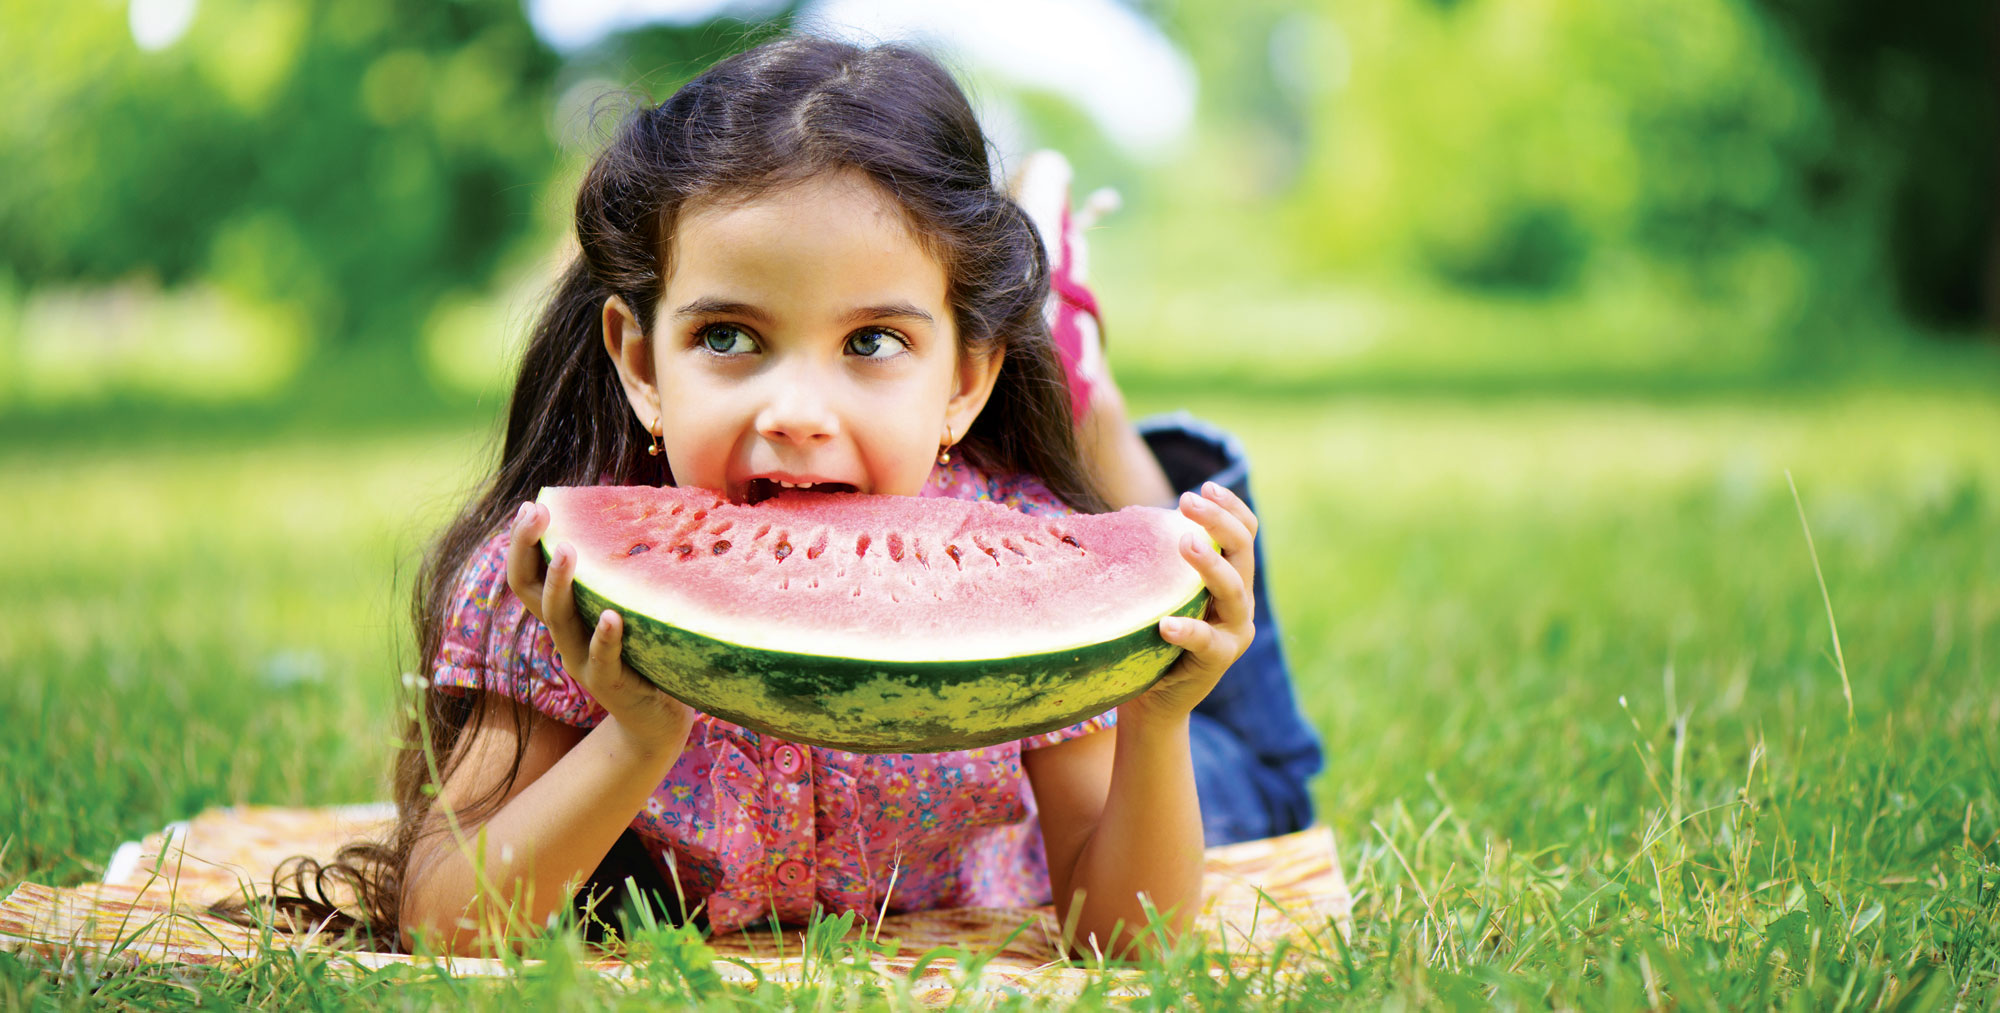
846, 328, 908, 359
698, 324, 756, 355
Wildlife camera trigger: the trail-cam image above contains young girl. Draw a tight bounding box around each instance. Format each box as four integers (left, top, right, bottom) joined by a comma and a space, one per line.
295, 35, 1320, 958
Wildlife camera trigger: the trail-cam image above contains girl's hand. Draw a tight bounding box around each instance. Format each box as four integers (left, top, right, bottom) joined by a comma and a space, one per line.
1128, 482, 1259, 723
506, 502, 697, 757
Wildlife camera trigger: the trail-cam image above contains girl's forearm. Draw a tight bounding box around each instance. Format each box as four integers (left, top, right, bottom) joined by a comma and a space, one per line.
1079, 386, 1177, 509
401, 718, 680, 954
1060, 709, 1205, 958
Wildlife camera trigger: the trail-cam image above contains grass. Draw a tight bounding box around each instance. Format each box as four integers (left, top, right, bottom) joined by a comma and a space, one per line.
4, 377, 1999, 1008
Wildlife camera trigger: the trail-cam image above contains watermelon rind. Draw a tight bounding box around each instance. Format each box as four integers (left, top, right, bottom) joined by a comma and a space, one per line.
536, 488, 1211, 753
567, 577, 1206, 753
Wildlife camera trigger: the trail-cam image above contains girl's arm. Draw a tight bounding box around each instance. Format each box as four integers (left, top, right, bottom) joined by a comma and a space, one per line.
401, 504, 698, 954
1023, 481, 1262, 959
1079, 378, 1177, 509
401, 691, 685, 953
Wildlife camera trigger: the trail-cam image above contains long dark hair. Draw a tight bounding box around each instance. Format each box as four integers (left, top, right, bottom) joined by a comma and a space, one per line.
229, 35, 1105, 946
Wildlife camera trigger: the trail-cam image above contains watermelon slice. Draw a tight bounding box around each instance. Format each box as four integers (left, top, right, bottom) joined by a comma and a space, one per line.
537, 484, 1209, 753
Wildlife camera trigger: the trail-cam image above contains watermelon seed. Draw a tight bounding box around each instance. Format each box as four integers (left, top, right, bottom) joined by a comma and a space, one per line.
673, 543, 694, 559
774, 541, 792, 561
1004, 539, 1030, 560
627, 543, 652, 556
887, 533, 904, 561
946, 544, 963, 568
1062, 535, 1082, 549
712, 540, 731, 554
807, 533, 828, 560
855, 534, 871, 557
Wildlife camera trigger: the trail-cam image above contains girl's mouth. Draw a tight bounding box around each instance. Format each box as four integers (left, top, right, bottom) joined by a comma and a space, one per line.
742, 477, 861, 504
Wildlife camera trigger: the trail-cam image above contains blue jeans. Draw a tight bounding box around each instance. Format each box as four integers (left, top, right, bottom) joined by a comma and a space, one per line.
1139, 414, 1324, 846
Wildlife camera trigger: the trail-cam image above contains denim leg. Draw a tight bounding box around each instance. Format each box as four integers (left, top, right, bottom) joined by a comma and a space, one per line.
1139, 413, 1325, 846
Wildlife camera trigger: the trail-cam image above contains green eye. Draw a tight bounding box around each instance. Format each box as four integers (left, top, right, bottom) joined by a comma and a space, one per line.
847, 329, 904, 358
700, 325, 754, 354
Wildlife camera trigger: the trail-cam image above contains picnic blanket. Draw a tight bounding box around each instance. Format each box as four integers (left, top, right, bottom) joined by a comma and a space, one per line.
1, 804, 1349, 1000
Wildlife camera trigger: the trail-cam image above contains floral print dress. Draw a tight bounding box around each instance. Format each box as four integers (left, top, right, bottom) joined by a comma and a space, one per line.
430, 458, 1115, 934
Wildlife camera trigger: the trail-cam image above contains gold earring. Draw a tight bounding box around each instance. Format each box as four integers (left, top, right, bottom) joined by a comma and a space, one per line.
646, 421, 663, 457
936, 423, 954, 465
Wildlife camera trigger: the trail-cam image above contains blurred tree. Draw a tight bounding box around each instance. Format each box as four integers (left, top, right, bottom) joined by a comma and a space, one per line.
1750, 0, 1998, 333
1148, 0, 1995, 344
0, 0, 559, 372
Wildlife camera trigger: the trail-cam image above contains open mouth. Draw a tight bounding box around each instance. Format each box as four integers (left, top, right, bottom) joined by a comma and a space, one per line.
742, 477, 861, 505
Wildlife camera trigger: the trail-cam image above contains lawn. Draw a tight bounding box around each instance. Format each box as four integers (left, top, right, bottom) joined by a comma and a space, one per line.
4, 380, 1998, 1008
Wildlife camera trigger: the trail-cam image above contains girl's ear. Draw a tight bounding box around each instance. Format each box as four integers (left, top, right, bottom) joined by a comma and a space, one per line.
602, 296, 659, 429
944, 344, 1006, 443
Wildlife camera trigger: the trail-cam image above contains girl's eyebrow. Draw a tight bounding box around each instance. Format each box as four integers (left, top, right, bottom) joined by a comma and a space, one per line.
673, 297, 934, 326
674, 297, 773, 323
841, 302, 935, 326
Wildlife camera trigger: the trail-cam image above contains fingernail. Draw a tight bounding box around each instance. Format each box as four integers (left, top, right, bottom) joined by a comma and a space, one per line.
1184, 533, 1203, 554
1162, 618, 1184, 637
1203, 481, 1221, 498
515, 502, 531, 525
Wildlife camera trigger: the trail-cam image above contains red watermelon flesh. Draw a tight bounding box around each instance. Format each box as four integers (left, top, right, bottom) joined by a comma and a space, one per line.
541, 485, 1208, 665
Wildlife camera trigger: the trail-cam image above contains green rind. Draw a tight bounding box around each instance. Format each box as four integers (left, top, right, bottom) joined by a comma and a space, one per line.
552, 541, 1207, 752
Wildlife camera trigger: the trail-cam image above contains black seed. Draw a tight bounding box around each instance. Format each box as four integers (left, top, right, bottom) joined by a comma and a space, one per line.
1061, 535, 1081, 548
712, 540, 731, 554
775, 541, 792, 561
673, 544, 694, 558
946, 545, 963, 565
627, 543, 651, 555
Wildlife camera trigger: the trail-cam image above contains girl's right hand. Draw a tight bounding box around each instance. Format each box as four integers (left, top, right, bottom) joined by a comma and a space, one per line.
506, 501, 697, 757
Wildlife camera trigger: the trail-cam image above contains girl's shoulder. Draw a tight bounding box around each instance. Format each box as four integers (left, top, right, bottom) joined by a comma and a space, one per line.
920, 458, 1070, 517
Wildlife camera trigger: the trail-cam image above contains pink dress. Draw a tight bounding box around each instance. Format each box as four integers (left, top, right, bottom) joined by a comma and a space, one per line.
430, 459, 1115, 934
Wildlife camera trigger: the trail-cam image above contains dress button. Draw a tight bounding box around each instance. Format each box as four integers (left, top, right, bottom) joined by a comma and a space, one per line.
773, 743, 804, 777
776, 859, 808, 886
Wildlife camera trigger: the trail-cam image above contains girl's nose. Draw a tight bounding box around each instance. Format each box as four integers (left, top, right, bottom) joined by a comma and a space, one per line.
753, 373, 840, 447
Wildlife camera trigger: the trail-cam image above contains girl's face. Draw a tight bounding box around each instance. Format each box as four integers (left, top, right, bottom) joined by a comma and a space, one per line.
604, 169, 1003, 501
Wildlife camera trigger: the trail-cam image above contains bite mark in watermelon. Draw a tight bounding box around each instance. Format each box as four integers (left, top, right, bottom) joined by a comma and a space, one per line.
537, 485, 1209, 752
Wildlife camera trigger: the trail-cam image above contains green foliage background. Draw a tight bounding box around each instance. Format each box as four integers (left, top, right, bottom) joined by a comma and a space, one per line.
1, 0, 1993, 413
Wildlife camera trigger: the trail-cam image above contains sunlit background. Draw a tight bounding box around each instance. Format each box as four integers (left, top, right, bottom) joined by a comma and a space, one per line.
5, 2, 2000, 1003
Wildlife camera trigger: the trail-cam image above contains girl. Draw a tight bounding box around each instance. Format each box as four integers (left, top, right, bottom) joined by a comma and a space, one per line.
288, 35, 1320, 958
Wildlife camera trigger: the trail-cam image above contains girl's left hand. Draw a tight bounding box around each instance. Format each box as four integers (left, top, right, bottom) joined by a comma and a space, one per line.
1127, 481, 1259, 722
